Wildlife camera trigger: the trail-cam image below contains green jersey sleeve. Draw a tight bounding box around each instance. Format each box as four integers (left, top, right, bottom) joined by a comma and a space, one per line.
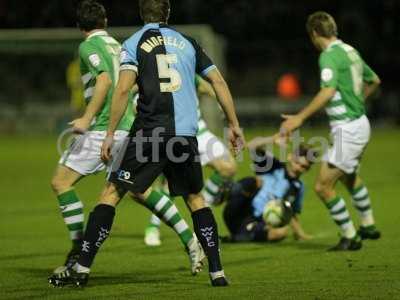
79, 41, 108, 77
194, 74, 201, 89
362, 60, 378, 83
319, 52, 338, 88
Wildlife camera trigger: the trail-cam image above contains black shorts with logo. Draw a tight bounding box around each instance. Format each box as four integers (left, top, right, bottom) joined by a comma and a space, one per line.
108, 135, 203, 197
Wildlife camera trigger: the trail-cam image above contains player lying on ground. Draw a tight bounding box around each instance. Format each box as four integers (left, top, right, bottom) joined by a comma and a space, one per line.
49, 0, 244, 288
49, 0, 205, 276
222, 135, 314, 243
144, 75, 237, 246
280, 11, 381, 251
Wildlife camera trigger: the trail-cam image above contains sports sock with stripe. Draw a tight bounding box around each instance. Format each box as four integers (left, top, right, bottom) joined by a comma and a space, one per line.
57, 189, 84, 248
351, 184, 375, 228
192, 207, 223, 273
326, 196, 356, 239
144, 190, 193, 247
202, 171, 225, 206
77, 204, 115, 269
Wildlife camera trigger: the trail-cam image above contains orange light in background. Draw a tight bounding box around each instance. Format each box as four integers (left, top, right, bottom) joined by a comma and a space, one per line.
277, 73, 301, 101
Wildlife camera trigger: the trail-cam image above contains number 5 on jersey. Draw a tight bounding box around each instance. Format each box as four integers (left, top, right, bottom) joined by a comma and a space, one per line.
156, 54, 182, 92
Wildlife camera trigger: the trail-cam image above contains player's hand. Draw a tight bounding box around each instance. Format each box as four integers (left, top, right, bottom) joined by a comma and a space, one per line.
228, 125, 245, 157
280, 114, 303, 136
272, 133, 288, 146
69, 117, 91, 134
294, 231, 313, 241
101, 135, 114, 163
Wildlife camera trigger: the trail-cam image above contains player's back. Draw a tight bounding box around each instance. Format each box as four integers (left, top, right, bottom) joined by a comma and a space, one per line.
319, 40, 376, 126
79, 31, 133, 131
121, 23, 216, 137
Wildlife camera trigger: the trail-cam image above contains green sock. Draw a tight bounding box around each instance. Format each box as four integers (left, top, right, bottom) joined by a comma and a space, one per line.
57, 189, 84, 247
145, 190, 193, 247
351, 184, 375, 227
326, 196, 356, 239
202, 171, 224, 205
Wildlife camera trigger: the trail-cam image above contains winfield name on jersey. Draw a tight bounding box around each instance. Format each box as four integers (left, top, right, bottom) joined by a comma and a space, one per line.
141, 35, 186, 53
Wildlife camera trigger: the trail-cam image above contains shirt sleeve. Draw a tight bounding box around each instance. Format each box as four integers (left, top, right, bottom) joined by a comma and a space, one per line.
362, 60, 378, 83
194, 74, 201, 89
190, 38, 216, 76
319, 52, 338, 88
79, 42, 108, 77
120, 39, 139, 74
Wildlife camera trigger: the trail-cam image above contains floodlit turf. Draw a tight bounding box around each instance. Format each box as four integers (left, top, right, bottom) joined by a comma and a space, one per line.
1, 128, 400, 299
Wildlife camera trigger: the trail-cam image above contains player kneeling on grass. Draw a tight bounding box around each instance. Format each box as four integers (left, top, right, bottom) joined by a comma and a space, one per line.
50, 0, 205, 277
280, 11, 381, 251
223, 136, 314, 243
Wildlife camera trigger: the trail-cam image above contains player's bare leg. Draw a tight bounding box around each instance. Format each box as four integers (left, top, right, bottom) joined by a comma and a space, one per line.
186, 193, 229, 287
314, 162, 361, 251
340, 174, 381, 240
50, 165, 84, 272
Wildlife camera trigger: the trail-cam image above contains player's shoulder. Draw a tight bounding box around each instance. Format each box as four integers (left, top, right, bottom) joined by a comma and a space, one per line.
78, 39, 96, 58
123, 26, 155, 50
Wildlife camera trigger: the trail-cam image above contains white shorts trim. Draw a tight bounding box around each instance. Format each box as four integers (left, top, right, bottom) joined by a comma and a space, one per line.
59, 130, 129, 176
197, 130, 230, 166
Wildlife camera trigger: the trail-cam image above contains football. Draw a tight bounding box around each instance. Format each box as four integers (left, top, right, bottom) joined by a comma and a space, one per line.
262, 199, 284, 227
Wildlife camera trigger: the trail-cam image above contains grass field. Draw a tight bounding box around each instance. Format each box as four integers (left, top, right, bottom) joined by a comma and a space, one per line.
1, 128, 400, 299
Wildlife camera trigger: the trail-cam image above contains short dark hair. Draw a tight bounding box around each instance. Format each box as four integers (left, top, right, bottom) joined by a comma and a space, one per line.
77, 0, 107, 31
293, 143, 318, 164
306, 11, 338, 38
139, 0, 170, 23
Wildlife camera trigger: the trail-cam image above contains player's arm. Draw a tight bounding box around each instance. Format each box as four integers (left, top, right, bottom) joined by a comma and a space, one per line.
101, 70, 137, 162
280, 53, 337, 134
197, 76, 216, 98
204, 68, 245, 154
290, 215, 313, 241
70, 43, 112, 133
70, 72, 112, 133
362, 60, 381, 100
247, 134, 286, 151
280, 87, 336, 134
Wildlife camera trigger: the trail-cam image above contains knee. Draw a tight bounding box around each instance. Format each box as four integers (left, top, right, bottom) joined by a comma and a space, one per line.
314, 181, 332, 200
214, 159, 237, 178
186, 193, 206, 212
51, 176, 71, 194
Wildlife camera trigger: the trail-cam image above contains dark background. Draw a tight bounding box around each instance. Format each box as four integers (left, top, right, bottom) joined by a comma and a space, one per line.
0, 0, 399, 124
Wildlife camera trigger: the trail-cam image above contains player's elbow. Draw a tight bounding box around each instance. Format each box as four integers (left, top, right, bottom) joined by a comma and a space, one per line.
97, 72, 113, 88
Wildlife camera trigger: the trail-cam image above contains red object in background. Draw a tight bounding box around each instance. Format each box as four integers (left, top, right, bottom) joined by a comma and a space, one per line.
277, 73, 301, 101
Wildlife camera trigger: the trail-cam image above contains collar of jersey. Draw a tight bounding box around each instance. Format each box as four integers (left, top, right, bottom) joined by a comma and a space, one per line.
143, 23, 168, 30
86, 30, 108, 40
326, 39, 343, 50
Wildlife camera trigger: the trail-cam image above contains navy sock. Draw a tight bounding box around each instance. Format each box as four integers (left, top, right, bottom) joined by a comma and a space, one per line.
77, 204, 115, 268
192, 207, 222, 273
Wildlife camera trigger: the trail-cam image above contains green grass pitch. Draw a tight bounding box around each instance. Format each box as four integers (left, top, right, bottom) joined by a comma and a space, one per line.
1, 128, 399, 299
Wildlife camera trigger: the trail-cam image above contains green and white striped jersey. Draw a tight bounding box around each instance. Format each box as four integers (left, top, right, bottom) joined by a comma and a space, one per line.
79, 30, 134, 131
319, 40, 378, 127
